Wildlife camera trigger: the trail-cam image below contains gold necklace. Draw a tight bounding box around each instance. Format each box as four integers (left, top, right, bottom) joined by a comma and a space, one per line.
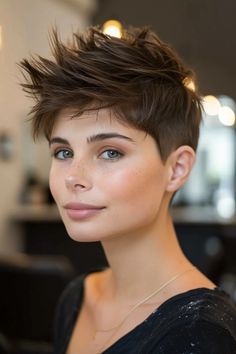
94, 267, 196, 353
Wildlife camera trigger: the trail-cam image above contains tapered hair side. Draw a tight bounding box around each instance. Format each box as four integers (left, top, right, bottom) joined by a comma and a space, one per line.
20, 25, 202, 161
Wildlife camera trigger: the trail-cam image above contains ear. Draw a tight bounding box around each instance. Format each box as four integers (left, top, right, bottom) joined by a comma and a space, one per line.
166, 146, 196, 193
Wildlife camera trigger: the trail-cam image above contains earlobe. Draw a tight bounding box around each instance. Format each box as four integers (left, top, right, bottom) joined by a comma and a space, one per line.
166, 146, 195, 192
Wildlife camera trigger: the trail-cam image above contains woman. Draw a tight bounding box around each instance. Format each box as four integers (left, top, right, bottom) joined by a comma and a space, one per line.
20, 26, 236, 354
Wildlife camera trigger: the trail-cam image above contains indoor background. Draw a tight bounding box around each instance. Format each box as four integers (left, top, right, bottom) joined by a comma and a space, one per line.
0, 1, 235, 353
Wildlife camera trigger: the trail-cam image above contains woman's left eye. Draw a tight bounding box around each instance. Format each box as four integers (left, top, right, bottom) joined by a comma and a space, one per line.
100, 149, 123, 160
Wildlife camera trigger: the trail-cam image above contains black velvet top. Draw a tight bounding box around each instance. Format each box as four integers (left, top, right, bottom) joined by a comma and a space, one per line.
54, 268, 236, 354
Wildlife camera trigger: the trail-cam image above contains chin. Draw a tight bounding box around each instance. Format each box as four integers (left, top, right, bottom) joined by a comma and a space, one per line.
59, 209, 106, 242
64, 224, 103, 243
69, 234, 101, 243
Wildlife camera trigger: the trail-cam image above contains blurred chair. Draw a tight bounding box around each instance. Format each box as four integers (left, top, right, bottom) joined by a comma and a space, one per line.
0, 253, 76, 354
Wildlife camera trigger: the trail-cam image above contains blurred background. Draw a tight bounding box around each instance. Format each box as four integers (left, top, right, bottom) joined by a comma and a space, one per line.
0, 0, 236, 353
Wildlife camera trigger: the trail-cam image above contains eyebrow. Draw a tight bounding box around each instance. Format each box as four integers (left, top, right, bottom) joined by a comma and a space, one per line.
49, 137, 69, 146
87, 133, 135, 144
49, 133, 135, 147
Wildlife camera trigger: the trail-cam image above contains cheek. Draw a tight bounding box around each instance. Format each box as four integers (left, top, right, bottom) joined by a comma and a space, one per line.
104, 163, 166, 207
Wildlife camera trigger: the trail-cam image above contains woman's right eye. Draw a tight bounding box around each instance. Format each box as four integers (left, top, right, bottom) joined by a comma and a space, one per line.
53, 149, 73, 160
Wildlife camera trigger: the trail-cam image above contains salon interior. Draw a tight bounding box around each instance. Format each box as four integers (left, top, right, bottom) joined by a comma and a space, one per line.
0, 0, 236, 353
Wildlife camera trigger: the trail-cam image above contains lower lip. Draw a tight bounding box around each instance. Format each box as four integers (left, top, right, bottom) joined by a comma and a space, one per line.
65, 208, 105, 220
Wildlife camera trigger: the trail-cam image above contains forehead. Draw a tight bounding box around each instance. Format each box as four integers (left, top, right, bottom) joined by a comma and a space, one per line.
50, 108, 163, 162
52, 108, 145, 138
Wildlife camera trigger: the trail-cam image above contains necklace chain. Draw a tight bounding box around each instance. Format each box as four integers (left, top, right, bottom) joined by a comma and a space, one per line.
94, 267, 196, 353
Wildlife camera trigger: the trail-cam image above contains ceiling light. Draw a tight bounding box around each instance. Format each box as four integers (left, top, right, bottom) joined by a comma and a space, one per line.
102, 20, 122, 38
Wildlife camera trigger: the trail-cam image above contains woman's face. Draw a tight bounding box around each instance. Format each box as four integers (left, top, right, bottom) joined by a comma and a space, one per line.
49, 108, 172, 242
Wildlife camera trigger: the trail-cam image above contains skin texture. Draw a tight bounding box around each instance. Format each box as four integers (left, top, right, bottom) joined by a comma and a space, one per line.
50, 109, 172, 243
49, 107, 198, 299
49, 108, 216, 353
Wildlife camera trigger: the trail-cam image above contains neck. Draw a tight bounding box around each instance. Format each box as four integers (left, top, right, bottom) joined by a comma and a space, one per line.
100, 210, 192, 303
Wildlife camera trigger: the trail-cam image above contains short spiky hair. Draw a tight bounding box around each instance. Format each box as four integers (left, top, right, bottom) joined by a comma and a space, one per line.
20, 25, 202, 161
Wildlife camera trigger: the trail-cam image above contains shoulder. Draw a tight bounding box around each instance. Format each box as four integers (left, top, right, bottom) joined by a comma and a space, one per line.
153, 317, 236, 354
183, 287, 236, 331
160, 287, 236, 322
145, 288, 236, 353
53, 267, 108, 354
53, 274, 85, 353
55, 274, 85, 322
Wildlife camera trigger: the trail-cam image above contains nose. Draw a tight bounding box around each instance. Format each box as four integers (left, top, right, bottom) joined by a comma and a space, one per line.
65, 162, 92, 191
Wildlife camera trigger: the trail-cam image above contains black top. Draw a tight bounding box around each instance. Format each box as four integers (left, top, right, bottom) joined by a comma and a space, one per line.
54, 268, 236, 354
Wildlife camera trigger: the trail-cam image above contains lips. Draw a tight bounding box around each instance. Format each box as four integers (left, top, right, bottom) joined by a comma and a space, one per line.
63, 202, 105, 220
64, 202, 105, 210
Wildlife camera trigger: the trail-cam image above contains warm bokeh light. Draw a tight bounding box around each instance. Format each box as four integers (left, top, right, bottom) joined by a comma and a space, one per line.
102, 20, 122, 38
202, 95, 221, 116
218, 106, 236, 126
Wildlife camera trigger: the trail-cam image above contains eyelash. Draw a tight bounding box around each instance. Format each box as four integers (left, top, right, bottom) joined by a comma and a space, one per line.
52, 149, 73, 160
52, 148, 124, 161
100, 149, 124, 160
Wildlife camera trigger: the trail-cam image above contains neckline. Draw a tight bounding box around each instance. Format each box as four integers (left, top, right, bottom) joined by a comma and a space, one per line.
101, 286, 224, 353
76, 268, 224, 353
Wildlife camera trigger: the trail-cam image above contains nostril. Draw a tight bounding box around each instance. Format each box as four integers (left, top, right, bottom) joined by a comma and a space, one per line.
74, 183, 86, 189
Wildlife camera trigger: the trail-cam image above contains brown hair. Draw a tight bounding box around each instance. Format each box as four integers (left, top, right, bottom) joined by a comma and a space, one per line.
20, 25, 202, 161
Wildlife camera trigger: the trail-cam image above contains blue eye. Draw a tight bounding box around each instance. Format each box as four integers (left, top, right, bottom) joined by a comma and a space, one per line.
54, 149, 73, 160
100, 149, 123, 160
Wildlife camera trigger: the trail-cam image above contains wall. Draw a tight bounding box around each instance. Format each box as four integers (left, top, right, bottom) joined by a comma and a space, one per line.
0, 0, 96, 253
94, 0, 236, 101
